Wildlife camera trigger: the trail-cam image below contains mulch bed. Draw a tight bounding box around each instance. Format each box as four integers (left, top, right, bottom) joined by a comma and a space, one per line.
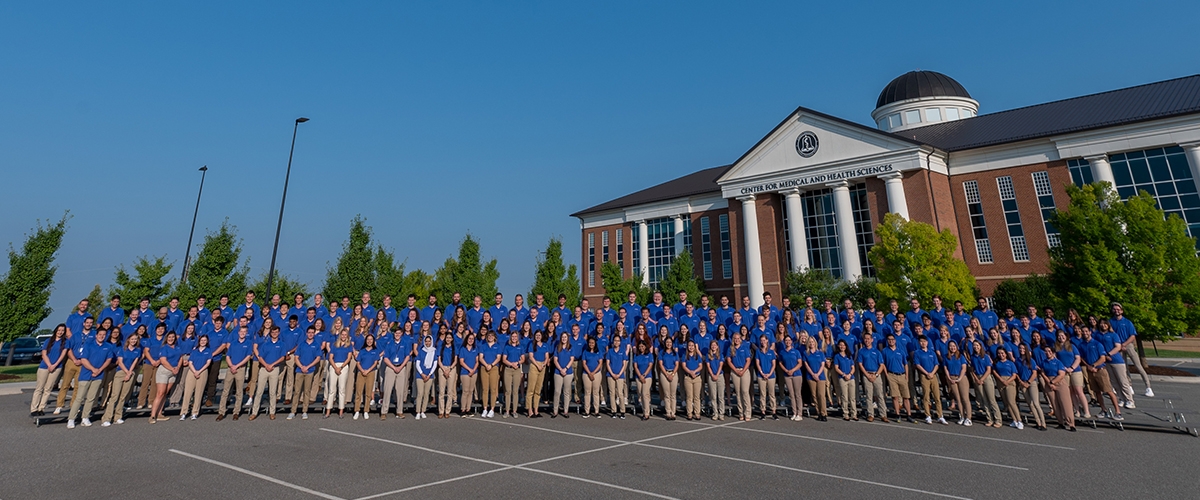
0, 374, 19, 381
1147, 365, 1196, 377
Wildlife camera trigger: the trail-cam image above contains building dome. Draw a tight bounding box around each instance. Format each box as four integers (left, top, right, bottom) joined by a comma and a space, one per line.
871, 70, 979, 133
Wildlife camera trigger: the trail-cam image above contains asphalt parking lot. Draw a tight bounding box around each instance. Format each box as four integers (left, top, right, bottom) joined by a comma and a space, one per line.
3, 382, 1197, 500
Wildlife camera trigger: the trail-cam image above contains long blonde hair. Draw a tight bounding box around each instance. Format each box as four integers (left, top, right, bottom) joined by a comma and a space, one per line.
335, 328, 352, 349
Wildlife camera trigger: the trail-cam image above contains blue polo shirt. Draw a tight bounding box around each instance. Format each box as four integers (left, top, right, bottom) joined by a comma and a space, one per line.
257, 338, 287, 365
994, 359, 1017, 378
833, 353, 855, 377
802, 349, 826, 381
1110, 317, 1138, 344
1098, 331, 1125, 364
727, 342, 752, 370
777, 347, 802, 374
944, 355, 968, 377
1055, 348, 1081, 372
77, 339, 114, 381
188, 347, 213, 370
606, 348, 629, 376
118, 345, 142, 371
330, 345, 354, 364
582, 350, 604, 373
554, 348, 575, 374
658, 349, 680, 372
357, 347, 382, 371
881, 347, 907, 374
66, 311, 92, 336
913, 348, 939, 375
970, 354, 993, 376
158, 344, 185, 368
527, 342, 552, 364
225, 336, 255, 366
1080, 339, 1108, 368
457, 346, 479, 374
502, 342, 525, 365
295, 339, 323, 373
973, 309, 999, 332
39, 339, 67, 370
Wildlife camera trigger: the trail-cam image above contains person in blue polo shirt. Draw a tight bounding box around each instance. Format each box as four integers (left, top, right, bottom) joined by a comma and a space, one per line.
968, 340, 1001, 428
632, 341, 655, 420
801, 336, 828, 421
680, 340, 704, 421
776, 335, 803, 421
881, 333, 914, 423
656, 337, 680, 420
455, 333, 480, 418
289, 327, 324, 420
727, 332, 753, 421
149, 332, 182, 424
913, 336, 947, 425
1040, 346, 1075, 431
1080, 328, 1122, 420
476, 329, 502, 419
435, 333, 458, 419
856, 331, 886, 422
605, 334, 629, 419
580, 336, 604, 418
30, 325, 68, 417
352, 334, 382, 420
100, 333, 141, 426
832, 339, 856, 421
250, 326, 287, 421
942, 340, 971, 425
499, 331, 526, 418
66, 330, 114, 428
179, 334, 213, 421
216, 326, 254, 421
551, 333, 575, 418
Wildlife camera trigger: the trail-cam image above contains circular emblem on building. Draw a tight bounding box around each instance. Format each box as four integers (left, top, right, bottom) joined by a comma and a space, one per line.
795, 131, 819, 158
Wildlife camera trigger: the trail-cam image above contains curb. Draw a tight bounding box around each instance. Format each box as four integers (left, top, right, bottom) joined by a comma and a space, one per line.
0, 381, 36, 396
1148, 375, 1200, 384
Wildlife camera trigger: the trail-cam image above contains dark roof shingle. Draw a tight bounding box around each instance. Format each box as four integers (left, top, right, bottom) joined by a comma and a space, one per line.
571, 165, 732, 218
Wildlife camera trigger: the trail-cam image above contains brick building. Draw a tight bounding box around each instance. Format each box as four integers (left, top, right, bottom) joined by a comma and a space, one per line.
571, 71, 1200, 308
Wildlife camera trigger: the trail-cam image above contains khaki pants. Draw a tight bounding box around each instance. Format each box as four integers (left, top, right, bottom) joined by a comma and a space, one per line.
1108, 363, 1134, 404
56, 362, 81, 408
836, 377, 857, 418
1050, 378, 1074, 428
136, 364, 156, 408
975, 376, 1000, 424
353, 370, 376, 414
731, 371, 751, 418
757, 377, 777, 416
919, 375, 943, 419
310, 359, 327, 403
203, 359, 222, 404
805, 379, 827, 416
1123, 344, 1152, 390
459, 372, 478, 414
862, 374, 886, 418
246, 359, 260, 396
526, 365, 546, 413
67, 378, 103, 421
503, 366, 523, 414
180, 369, 208, 417
707, 375, 726, 417
291, 372, 316, 414
552, 372, 573, 415
218, 368, 247, 416
658, 372, 678, 417
607, 376, 628, 414
415, 376, 434, 413
948, 377, 971, 421
168, 355, 190, 405
683, 375, 702, 418
784, 376, 804, 417
381, 365, 411, 416
636, 377, 653, 417
326, 363, 350, 411
480, 366, 500, 410
251, 367, 281, 416
1000, 382, 1020, 423
31, 367, 62, 412
102, 371, 137, 423
437, 370, 457, 415
283, 357, 296, 399
1024, 382, 1046, 428
581, 373, 601, 414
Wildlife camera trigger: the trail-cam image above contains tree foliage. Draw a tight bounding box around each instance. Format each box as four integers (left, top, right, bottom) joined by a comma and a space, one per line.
868, 213, 977, 306
250, 270, 310, 304
174, 220, 249, 305
599, 261, 651, 305
657, 248, 706, 303
432, 234, 499, 303
845, 276, 881, 309
992, 274, 1057, 314
323, 216, 376, 302
84, 284, 104, 319
784, 268, 847, 306
109, 255, 175, 309
0, 214, 68, 342
374, 246, 432, 303
1049, 183, 1200, 341
530, 238, 580, 307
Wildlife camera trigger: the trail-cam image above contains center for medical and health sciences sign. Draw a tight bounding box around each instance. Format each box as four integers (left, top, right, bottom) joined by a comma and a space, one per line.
738, 163, 894, 195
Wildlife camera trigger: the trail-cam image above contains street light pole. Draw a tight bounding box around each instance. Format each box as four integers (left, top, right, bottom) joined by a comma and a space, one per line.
265, 117, 309, 302
181, 165, 208, 283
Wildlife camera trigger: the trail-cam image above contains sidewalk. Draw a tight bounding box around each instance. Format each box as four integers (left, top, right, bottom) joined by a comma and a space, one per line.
0, 381, 35, 396
1150, 336, 1200, 353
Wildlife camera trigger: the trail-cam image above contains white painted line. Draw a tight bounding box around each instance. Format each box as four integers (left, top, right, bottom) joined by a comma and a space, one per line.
635, 442, 974, 500
692, 422, 1027, 470
169, 449, 346, 500
322, 428, 680, 500
869, 421, 1076, 450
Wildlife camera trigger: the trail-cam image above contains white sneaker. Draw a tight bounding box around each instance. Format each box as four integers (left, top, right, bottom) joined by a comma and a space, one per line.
116, 419, 124, 425
302, 413, 309, 420
1016, 421, 1024, 430
1009, 421, 1017, 428
957, 418, 964, 425
53, 407, 62, 415
938, 417, 948, 425
179, 415, 186, 421
101, 421, 111, 427
964, 419, 972, 427
353, 412, 360, 420
67, 420, 76, 429
924, 416, 932, 424
1126, 402, 1136, 409
418, 413, 425, 419
287, 413, 295, 420
81, 418, 92, 427
1145, 388, 1154, 398
190, 414, 198, 420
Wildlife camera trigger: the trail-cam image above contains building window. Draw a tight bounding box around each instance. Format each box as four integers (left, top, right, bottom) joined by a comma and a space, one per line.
1110, 146, 1200, 239
850, 183, 876, 277
1032, 171, 1061, 248
904, 110, 921, 125
888, 113, 902, 129
997, 176, 1029, 262
801, 188, 843, 278
781, 204, 793, 271
683, 218, 692, 252
926, 108, 942, 122
588, 233, 595, 287
645, 217, 675, 287
632, 226, 639, 278
616, 229, 624, 276
945, 108, 960, 121
963, 180, 993, 264
719, 214, 732, 279
601, 231, 609, 263
1067, 158, 1094, 187
700, 217, 713, 280
963, 109, 975, 118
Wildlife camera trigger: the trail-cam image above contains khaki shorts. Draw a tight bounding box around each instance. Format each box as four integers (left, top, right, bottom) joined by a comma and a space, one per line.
155, 366, 176, 385
886, 372, 910, 399
1088, 367, 1113, 394
1069, 371, 1084, 388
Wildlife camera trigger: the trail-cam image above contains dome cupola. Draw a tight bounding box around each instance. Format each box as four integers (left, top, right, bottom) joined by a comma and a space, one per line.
871, 70, 979, 133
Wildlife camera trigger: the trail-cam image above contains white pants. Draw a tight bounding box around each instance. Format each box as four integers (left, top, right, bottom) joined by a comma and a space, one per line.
326, 362, 350, 410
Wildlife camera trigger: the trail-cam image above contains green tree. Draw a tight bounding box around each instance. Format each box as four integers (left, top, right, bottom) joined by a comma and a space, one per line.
323, 216, 375, 302
249, 270, 310, 304
0, 214, 68, 342
868, 212, 976, 306
784, 268, 847, 306
845, 276, 881, 309
109, 255, 175, 309
657, 248, 706, 303
530, 238, 581, 307
84, 284, 104, 319
174, 220, 249, 306
599, 262, 651, 305
1049, 183, 1200, 347
432, 234, 499, 303
992, 274, 1057, 313
374, 246, 430, 303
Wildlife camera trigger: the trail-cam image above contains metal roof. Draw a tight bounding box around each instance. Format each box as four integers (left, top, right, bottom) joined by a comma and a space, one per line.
876, 71, 972, 108
904, 74, 1200, 151
570, 164, 732, 218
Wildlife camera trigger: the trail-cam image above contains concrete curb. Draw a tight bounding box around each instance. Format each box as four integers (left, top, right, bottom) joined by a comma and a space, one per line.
0, 381, 36, 396
1149, 375, 1200, 384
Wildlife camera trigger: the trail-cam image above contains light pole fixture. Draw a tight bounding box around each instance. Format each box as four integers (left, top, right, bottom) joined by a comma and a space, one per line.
181, 165, 208, 283
264, 118, 309, 301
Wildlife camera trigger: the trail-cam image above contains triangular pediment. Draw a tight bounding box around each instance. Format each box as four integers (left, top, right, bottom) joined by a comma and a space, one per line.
718, 107, 926, 184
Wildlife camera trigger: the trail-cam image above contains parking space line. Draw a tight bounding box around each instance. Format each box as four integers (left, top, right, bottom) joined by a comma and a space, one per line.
169, 449, 346, 500
683, 421, 1027, 470
634, 442, 974, 500
321, 428, 680, 500
869, 421, 1076, 450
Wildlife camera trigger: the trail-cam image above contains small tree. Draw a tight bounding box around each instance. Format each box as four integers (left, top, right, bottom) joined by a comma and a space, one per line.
432, 234, 499, 303
992, 274, 1057, 313
0, 214, 69, 342
657, 248, 706, 303
84, 285, 104, 319
249, 270, 310, 305
109, 255, 175, 309
323, 216, 376, 302
174, 220, 249, 306
868, 213, 976, 306
784, 268, 847, 307
1049, 183, 1200, 349
530, 238, 581, 307
599, 262, 651, 305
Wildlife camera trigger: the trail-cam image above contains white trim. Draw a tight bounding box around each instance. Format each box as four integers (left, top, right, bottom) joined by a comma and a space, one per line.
946, 139, 1060, 175
719, 149, 929, 198
1053, 114, 1200, 159
578, 194, 729, 229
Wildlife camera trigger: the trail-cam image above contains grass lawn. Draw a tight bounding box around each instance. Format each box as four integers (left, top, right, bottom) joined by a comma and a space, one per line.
0, 364, 39, 383
1146, 349, 1200, 359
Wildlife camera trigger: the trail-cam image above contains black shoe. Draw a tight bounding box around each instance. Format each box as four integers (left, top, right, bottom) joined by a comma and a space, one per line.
532, 414, 542, 418
561, 414, 569, 419
772, 414, 778, 420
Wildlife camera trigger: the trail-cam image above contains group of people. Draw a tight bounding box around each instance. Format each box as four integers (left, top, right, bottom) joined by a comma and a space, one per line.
29, 288, 1155, 434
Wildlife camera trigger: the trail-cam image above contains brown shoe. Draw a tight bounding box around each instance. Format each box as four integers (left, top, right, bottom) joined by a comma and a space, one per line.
248, 414, 258, 421
232, 414, 240, 421
215, 414, 226, 422
380, 414, 386, 420
284, 400, 291, 406
866, 416, 874, 422
881, 416, 891, 423
269, 414, 276, 420
203, 399, 214, 407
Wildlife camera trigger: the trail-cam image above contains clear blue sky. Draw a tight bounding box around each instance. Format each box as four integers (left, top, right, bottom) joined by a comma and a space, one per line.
2, 1, 1198, 329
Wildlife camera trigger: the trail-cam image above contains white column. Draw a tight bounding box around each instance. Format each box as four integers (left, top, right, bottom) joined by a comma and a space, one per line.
1181, 143, 1200, 191
738, 195, 765, 309
637, 220, 650, 286
1085, 154, 1116, 186
672, 215, 686, 256
781, 189, 809, 271
829, 181, 862, 282
880, 172, 909, 219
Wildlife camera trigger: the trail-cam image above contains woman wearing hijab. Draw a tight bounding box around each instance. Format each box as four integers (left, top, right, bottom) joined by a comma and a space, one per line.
414, 335, 437, 419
